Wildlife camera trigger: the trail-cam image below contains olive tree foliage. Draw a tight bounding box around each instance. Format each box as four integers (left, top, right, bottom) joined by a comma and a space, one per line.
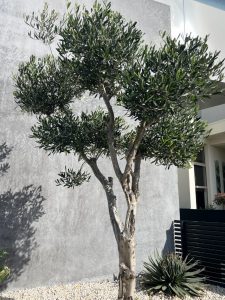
14, 2, 224, 299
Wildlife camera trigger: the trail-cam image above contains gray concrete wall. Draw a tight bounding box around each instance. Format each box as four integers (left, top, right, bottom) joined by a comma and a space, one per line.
0, 0, 179, 289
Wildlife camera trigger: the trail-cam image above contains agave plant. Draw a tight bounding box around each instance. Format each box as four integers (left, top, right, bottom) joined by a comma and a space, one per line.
0, 250, 10, 283
141, 253, 205, 298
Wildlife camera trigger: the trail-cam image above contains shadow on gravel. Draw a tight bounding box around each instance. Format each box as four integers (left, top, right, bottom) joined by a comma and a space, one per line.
206, 284, 225, 297
0, 143, 46, 290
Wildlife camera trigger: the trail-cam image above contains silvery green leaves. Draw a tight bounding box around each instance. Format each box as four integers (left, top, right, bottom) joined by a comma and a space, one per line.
58, 1, 143, 96
119, 35, 224, 123
139, 106, 209, 168
15, 1, 225, 173
14, 55, 78, 115
56, 167, 91, 188
31, 109, 126, 157
24, 3, 59, 44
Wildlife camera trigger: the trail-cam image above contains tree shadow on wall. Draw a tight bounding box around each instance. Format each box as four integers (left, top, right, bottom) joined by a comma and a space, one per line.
162, 223, 174, 256
0, 143, 12, 177
0, 143, 46, 289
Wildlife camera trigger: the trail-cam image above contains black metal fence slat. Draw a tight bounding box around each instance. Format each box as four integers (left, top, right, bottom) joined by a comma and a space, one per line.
185, 230, 225, 239
204, 268, 225, 276
185, 220, 225, 227
206, 278, 225, 287
174, 213, 225, 288
186, 244, 225, 256
185, 235, 225, 246
186, 223, 225, 232
186, 241, 225, 251
185, 226, 225, 236
195, 256, 225, 266
198, 260, 225, 269
203, 265, 225, 273
204, 272, 225, 282
180, 209, 225, 223
186, 250, 225, 263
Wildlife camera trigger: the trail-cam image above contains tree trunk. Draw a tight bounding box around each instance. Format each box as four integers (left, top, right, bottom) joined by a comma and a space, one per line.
118, 236, 136, 300
90, 167, 138, 300
117, 187, 137, 300
84, 148, 140, 299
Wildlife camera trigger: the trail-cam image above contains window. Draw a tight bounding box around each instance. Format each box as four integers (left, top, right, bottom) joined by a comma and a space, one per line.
215, 160, 221, 193
222, 162, 225, 193
194, 150, 207, 209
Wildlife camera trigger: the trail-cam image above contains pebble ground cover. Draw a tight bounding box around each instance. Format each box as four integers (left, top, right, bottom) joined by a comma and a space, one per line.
1, 281, 225, 300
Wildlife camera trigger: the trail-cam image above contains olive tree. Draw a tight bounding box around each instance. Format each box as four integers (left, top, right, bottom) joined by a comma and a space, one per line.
14, 2, 224, 299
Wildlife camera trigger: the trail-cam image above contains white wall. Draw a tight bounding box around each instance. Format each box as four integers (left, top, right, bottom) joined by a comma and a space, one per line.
184, 0, 225, 64
157, 0, 225, 77
154, 0, 184, 37
178, 167, 196, 209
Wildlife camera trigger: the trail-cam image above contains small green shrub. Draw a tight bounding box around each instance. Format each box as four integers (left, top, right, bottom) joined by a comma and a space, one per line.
214, 193, 225, 206
0, 250, 10, 283
141, 253, 205, 298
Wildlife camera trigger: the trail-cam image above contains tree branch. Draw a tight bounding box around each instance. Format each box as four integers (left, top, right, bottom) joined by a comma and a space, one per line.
122, 122, 146, 186
82, 154, 108, 187
124, 201, 136, 238
81, 153, 123, 240
102, 93, 123, 183
132, 153, 141, 197
107, 177, 124, 240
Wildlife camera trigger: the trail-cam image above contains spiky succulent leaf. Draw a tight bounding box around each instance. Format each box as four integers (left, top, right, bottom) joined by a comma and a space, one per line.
0, 266, 10, 283
0, 250, 10, 283
141, 253, 205, 298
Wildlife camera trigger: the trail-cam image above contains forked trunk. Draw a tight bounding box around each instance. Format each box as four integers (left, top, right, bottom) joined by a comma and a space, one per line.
83, 125, 141, 299
118, 236, 136, 300
101, 175, 138, 300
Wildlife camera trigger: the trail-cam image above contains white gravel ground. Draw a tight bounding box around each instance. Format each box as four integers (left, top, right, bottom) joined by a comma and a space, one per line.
1, 281, 225, 300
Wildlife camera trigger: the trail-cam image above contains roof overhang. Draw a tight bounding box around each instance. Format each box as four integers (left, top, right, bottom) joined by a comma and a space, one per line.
207, 119, 225, 147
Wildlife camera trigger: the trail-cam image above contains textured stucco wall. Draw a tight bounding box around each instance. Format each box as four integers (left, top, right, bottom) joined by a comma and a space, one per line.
0, 0, 179, 289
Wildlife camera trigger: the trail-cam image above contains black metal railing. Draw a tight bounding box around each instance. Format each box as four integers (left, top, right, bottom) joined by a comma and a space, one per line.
174, 209, 225, 287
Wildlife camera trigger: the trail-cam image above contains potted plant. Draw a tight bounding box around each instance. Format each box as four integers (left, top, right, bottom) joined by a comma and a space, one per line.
214, 193, 225, 209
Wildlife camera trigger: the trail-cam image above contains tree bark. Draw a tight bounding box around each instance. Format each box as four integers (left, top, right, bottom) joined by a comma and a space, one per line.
117, 185, 137, 300
82, 154, 139, 300
118, 235, 136, 300
101, 88, 144, 299
105, 182, 137, 300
